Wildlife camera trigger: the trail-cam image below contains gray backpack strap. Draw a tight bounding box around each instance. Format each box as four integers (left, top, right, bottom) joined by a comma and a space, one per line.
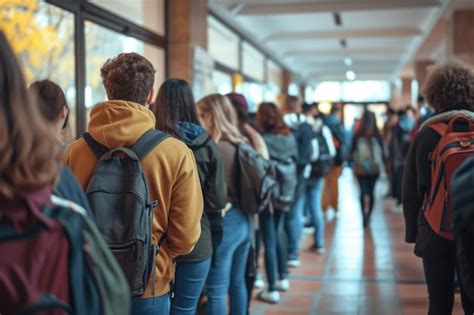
83, 133, 109, 160
130, 129, 170, 161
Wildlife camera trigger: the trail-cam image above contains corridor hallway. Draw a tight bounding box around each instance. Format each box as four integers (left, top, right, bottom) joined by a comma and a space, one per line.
250, 168, 464, 315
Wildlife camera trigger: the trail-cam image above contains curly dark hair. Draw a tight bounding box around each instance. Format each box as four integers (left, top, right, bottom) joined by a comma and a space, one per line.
422, 60, 474, 112
101, 52, 156, 105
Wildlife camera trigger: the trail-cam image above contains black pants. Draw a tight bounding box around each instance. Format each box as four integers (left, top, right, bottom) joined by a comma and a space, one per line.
423, 254, 474, 315
392, 164, 404, 204
356, 175, 378, 222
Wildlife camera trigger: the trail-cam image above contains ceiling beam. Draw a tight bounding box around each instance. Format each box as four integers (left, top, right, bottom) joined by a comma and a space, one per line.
264, 27, 422, 42
284, 47, 407, 58
236, 0, 442, 15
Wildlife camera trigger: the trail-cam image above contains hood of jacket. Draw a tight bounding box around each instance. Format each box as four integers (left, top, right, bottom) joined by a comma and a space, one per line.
263, 133, 298, 161
306, 115, 324, 132
88, 100, 156, 148
176, 122, 209, 150
420, 110, 474, 130
284, 113, 307, 129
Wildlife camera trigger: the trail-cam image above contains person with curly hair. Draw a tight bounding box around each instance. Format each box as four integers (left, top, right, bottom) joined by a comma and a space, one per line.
403, 59, 474, 315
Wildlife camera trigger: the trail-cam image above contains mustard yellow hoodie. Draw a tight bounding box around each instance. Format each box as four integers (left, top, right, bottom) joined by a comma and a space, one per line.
63, 100, 203, 297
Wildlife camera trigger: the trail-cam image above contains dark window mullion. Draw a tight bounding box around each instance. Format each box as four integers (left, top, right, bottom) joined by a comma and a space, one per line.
75, 9, 86, 135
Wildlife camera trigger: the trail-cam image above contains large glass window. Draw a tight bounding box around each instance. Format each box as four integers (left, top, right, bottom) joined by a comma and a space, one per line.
1, 0, 76, 139
212, 70, 233, 95
88, 0, 165, 35
85, 21, 165, 117
208, 16, 239, 70
242, 42, 265, 82
314, 81, 342, 102
342, 81, 390, 102
243, 82, 264, 113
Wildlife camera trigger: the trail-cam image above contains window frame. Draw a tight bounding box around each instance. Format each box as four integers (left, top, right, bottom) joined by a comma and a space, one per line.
45, 0, 167, 135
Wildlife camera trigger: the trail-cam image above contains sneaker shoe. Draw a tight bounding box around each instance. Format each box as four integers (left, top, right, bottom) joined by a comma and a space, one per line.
258, 289, 280, 304
275, 279, 290, 291
287, 258, 301, 268
316, 247, 326, 255
254, 273, 265, 289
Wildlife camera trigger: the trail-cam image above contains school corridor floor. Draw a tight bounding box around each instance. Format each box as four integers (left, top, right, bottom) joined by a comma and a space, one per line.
250, 168, 464, 315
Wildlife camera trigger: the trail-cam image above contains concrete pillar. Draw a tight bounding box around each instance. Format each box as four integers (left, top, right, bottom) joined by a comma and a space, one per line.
167, 0, 208, 83
401, 77, 412, 106
415, 60, 435, 91
449, 10, 474, 65
299, 84, 306, 102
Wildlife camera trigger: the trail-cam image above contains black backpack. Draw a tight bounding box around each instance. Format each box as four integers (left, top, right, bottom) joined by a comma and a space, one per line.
310, 128, 333, 179
270, 157, 298, 211
83, 129, 169, 297
235, 143, 276, 215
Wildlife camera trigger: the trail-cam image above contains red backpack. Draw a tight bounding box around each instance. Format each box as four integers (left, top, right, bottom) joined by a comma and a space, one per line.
424, 115, 474, 240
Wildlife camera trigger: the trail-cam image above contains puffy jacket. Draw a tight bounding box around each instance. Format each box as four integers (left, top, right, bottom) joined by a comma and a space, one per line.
63, 100, 203, 297
175, 122, 227, 262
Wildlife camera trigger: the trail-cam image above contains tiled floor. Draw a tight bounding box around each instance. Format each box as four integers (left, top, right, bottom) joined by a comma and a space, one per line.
250, 168, 464, 315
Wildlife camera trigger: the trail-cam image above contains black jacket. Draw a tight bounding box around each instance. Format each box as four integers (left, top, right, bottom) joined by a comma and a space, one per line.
175, 122, 227, 262
402, 110, 474, 258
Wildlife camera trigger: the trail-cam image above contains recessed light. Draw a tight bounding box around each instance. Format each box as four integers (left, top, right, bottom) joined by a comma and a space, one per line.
344, 57, 353, 66
346, 70, 356, 81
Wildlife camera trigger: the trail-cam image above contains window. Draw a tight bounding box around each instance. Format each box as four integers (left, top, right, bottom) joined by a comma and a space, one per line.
1, 0, 76, 139
213, 70, 233, 95
85, 21, 165, 116
243, 82, 264, 113
88, 0, 165, 35
242, 42, 265, 82
314, 81, 342, 102
208, 16, 239, 70
342, 81, 390, 102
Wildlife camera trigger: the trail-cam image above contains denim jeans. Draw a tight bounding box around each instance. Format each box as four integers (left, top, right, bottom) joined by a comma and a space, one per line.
171, 258, 211, 315
286, 182, 306, 259
206, 206, 251, 315
306, 178, 325, 248
132, 294, 170, 315
259, 209, 287, 291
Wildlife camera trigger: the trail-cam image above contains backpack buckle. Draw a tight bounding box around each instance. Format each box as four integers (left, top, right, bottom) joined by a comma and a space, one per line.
150, 200, 159, 209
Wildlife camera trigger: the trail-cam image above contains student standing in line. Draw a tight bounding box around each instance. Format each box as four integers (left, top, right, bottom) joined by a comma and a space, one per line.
197, 94, 251, 315
282, 95, 314, 268
351, 111, 384, 228
403, 60, 474, 315
64, 53, 203, 314
256, 102, 299, 303
152, 79, 227, 315
304, 103, 336, 253
29, 79, 93, 218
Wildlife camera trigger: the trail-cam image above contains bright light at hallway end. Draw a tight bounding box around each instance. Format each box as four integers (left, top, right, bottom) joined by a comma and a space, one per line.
346, 70, 356, 81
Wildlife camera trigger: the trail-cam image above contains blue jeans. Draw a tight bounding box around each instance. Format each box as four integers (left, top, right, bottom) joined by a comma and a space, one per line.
306, 178, 325, 248
171, 258, 211, 315
286, 183, 306, 259
206, 206, 251, 315
259, 209, 287, 291
132, 294, 170, 315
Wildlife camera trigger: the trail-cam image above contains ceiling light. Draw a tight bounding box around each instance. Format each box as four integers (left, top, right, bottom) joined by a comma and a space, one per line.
346, 70, 356, 81
344, 57, 353, 66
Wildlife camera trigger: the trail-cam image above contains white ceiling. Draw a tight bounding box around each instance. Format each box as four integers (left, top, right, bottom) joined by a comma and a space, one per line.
210, 0, 473, 83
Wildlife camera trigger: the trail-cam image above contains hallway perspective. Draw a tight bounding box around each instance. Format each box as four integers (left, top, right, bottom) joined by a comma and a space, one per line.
250, 168, 464, 315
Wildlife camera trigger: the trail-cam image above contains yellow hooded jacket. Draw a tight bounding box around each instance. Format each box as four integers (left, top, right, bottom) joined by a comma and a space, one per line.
63, 100, 203, 297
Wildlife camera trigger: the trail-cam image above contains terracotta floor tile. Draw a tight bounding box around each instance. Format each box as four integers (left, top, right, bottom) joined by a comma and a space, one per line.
249, 171, 466, 315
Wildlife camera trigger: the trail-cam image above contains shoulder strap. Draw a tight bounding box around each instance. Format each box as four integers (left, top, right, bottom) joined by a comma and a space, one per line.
130, 129, 170, 161
429, 122, 448, 136
83, 133, 109, 160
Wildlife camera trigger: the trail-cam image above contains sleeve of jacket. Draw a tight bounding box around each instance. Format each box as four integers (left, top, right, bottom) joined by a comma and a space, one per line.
322, 126, 336, 158
203, 141, 228, 212
166, 149, 204, 257
402, 128, 439, 243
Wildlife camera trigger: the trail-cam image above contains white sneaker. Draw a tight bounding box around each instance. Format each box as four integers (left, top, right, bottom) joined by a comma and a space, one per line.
254, 273, 265, 289
275, 279, 290, 291
258, 289, 280, 304
325, 208, 336, 222
287, 258, 301, 268
316, 248, 326, 255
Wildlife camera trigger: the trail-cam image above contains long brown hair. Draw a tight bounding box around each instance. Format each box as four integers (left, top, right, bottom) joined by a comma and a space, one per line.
257, 102, 292, 136
0, 32, 60, 199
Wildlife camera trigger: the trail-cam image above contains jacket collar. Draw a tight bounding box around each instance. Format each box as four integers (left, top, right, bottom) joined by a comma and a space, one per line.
420, 110, 474, 130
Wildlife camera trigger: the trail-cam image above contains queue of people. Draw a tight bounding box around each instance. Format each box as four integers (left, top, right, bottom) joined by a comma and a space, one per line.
3, 27, 474, 315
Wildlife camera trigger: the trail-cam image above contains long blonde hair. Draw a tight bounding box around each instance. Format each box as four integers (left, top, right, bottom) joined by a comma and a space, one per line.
197, 94, 244, 144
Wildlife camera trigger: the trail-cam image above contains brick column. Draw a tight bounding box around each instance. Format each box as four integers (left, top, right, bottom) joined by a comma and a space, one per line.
415, 60, 435, 91
449, 10, 474, 65
401, 77, 412, 106
167, 0, 208, 83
